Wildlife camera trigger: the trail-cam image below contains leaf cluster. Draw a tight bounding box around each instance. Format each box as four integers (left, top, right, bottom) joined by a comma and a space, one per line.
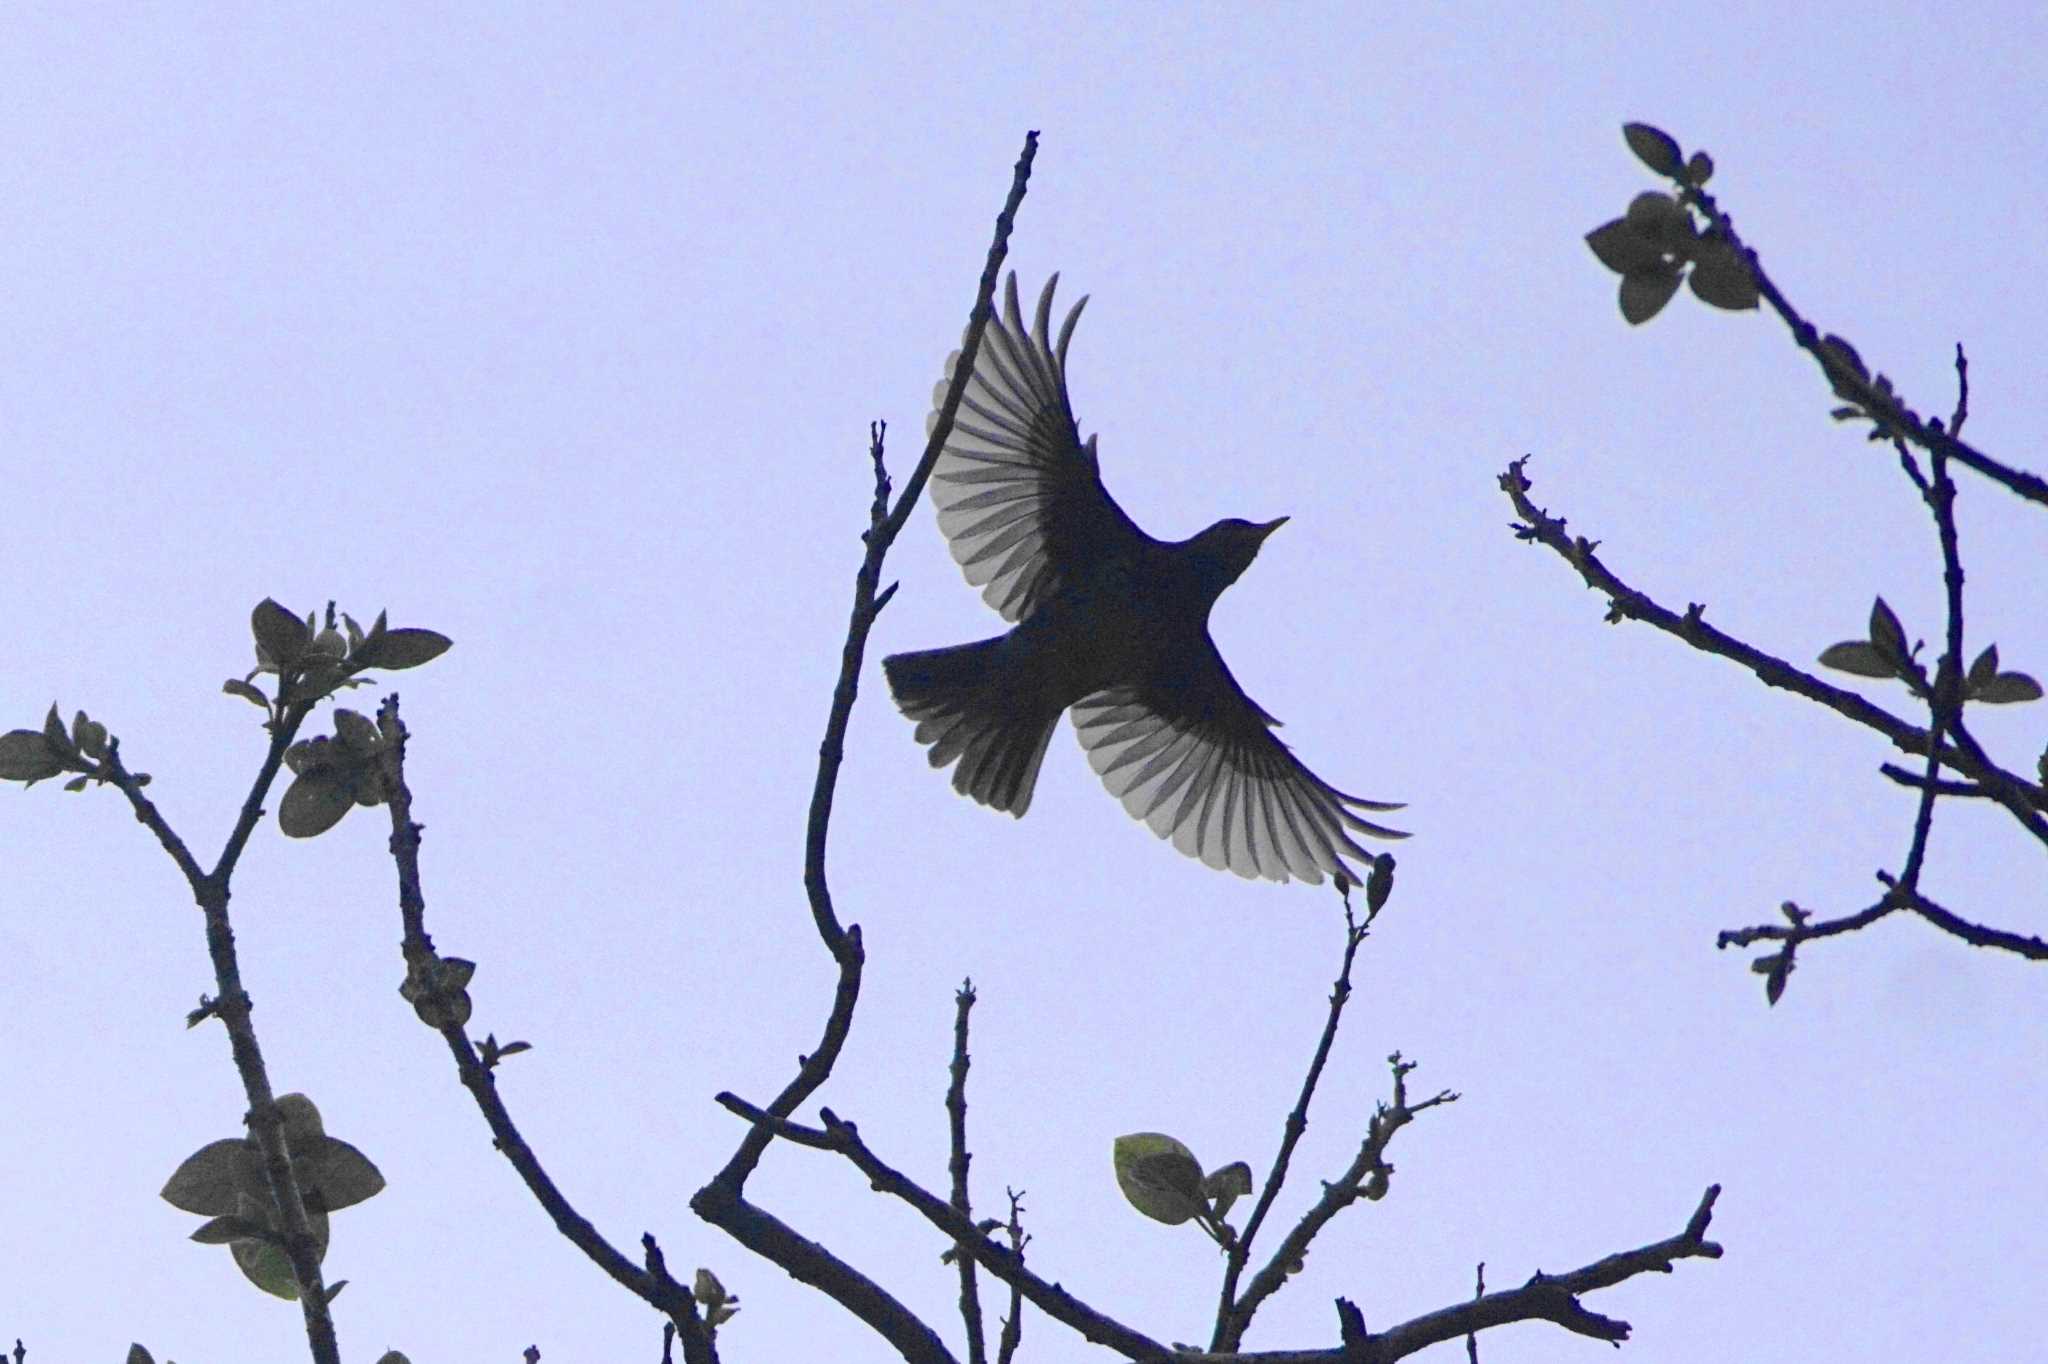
1585, 123, 1759, 323
1819, 597, 2041, 706
1111, 1132, 1254, 1249
0, 704, 142, 790
229, 598, 449, 720
160, 1094, 386, 1301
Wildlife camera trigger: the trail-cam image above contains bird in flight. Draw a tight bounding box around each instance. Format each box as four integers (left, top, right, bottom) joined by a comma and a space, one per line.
883, 273, 1406, 885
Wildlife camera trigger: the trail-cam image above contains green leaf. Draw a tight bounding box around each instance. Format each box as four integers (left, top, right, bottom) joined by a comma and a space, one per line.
1366, 853, 1395, 913
284, 735, 328, 776
0, 729, 66, 782
1820, 334, 1870, 399
1687, 241, 1759, 311
1618, 265, 1682, 324
351, 627, 452, 671
230, 1205, 328, 1300
295, 1135, 387, 1212
281, 661, 352, 707
1868, 597, 1907, 664
279, 771, 355, 838
1622, 122, 1683, 176
72, 711, 107, 759
694, 1268, 733, 1309
1754, 951, 1793, 1006
1623, 190, 1685, 236
43, 702, 75, 758
1818, 641, 1896, 679
252, 599, 311, 669
332, 708, 378, 754
277, 1092, 327, 1142
127, 1346, 156, 1364
1967, 645, 2000, 690
1971, 672, 2043, 705
191, 1214, 270, 1245
1112, 1132, 1209, 1226
308, 626, 348, 662
1684, 151, 1713, 186
223, 678, 271, 709
1202, 1160, 1254, 1222
63, 774, 88, 792
161, 1138, 267, 1215
1822, 335, 1868, 378
1584, 219, 1662, 275
355, 610, 390, 659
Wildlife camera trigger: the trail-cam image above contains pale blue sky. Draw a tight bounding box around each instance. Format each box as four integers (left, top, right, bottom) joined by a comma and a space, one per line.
3, 5, 2043, 1362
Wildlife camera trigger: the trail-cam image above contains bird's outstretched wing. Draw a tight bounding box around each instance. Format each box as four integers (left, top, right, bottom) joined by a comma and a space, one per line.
1070, 639, 1407, 885
927, 272, 1148, 622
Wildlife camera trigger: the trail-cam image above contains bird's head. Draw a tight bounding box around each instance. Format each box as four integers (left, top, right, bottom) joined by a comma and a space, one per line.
1188, 515, 1288, 594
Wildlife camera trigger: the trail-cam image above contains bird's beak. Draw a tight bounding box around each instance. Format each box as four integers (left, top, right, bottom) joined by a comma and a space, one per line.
1257, 516, 1289, 540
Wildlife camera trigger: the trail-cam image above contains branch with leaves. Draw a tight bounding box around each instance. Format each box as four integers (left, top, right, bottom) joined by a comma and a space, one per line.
0, 597, 448, 1364
1542, 123, 2048, 997
9, 128, 1738, 1364
1588, 122, 2048, 507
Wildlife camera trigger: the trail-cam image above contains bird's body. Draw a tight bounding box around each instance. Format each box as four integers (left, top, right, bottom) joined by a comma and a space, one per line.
884, 273, 1405, 884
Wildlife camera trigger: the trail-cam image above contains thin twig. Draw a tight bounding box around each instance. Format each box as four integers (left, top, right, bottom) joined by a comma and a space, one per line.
1863, 392, 1967, 965
1213, 887, 1379, 1351
1232, 1056, 1457, 1339
1877, 765, 1989, 799
1717, 898, 1896, 953
996, 1189, 1028, 1364
1464, 1263, 1484, 1364
948, 981, 987, 1364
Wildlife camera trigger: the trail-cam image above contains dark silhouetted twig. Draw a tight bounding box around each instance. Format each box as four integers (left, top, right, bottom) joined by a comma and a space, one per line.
949, 981, 987, 1364
1212, 884, 1383, 1351
372, 698, 719, 1362
716, 1095, 1168, 1359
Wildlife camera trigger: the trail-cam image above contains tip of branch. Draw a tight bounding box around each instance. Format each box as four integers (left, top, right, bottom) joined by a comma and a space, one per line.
1686, 1184, 1721, 1241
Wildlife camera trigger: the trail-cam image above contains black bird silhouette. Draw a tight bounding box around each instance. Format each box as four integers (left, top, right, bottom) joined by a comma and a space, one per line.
883, 274, 1406, 884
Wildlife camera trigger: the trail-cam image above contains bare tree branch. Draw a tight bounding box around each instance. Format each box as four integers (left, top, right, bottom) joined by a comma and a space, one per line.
1160, 1186, 1721, 1364
679, 131, 1041, 1361
698, 131, 1039, 1208
1500, 459, 2047, 823
371, 698, 719, 1361
1230, 1056, 1456, 1342
692, 1183, 959, 1364
1505, 452, 2048, 975
716, 1095, 1171, 1359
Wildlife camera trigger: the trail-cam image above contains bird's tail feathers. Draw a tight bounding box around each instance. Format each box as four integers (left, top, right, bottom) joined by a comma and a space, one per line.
883, 638, 1061, 817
